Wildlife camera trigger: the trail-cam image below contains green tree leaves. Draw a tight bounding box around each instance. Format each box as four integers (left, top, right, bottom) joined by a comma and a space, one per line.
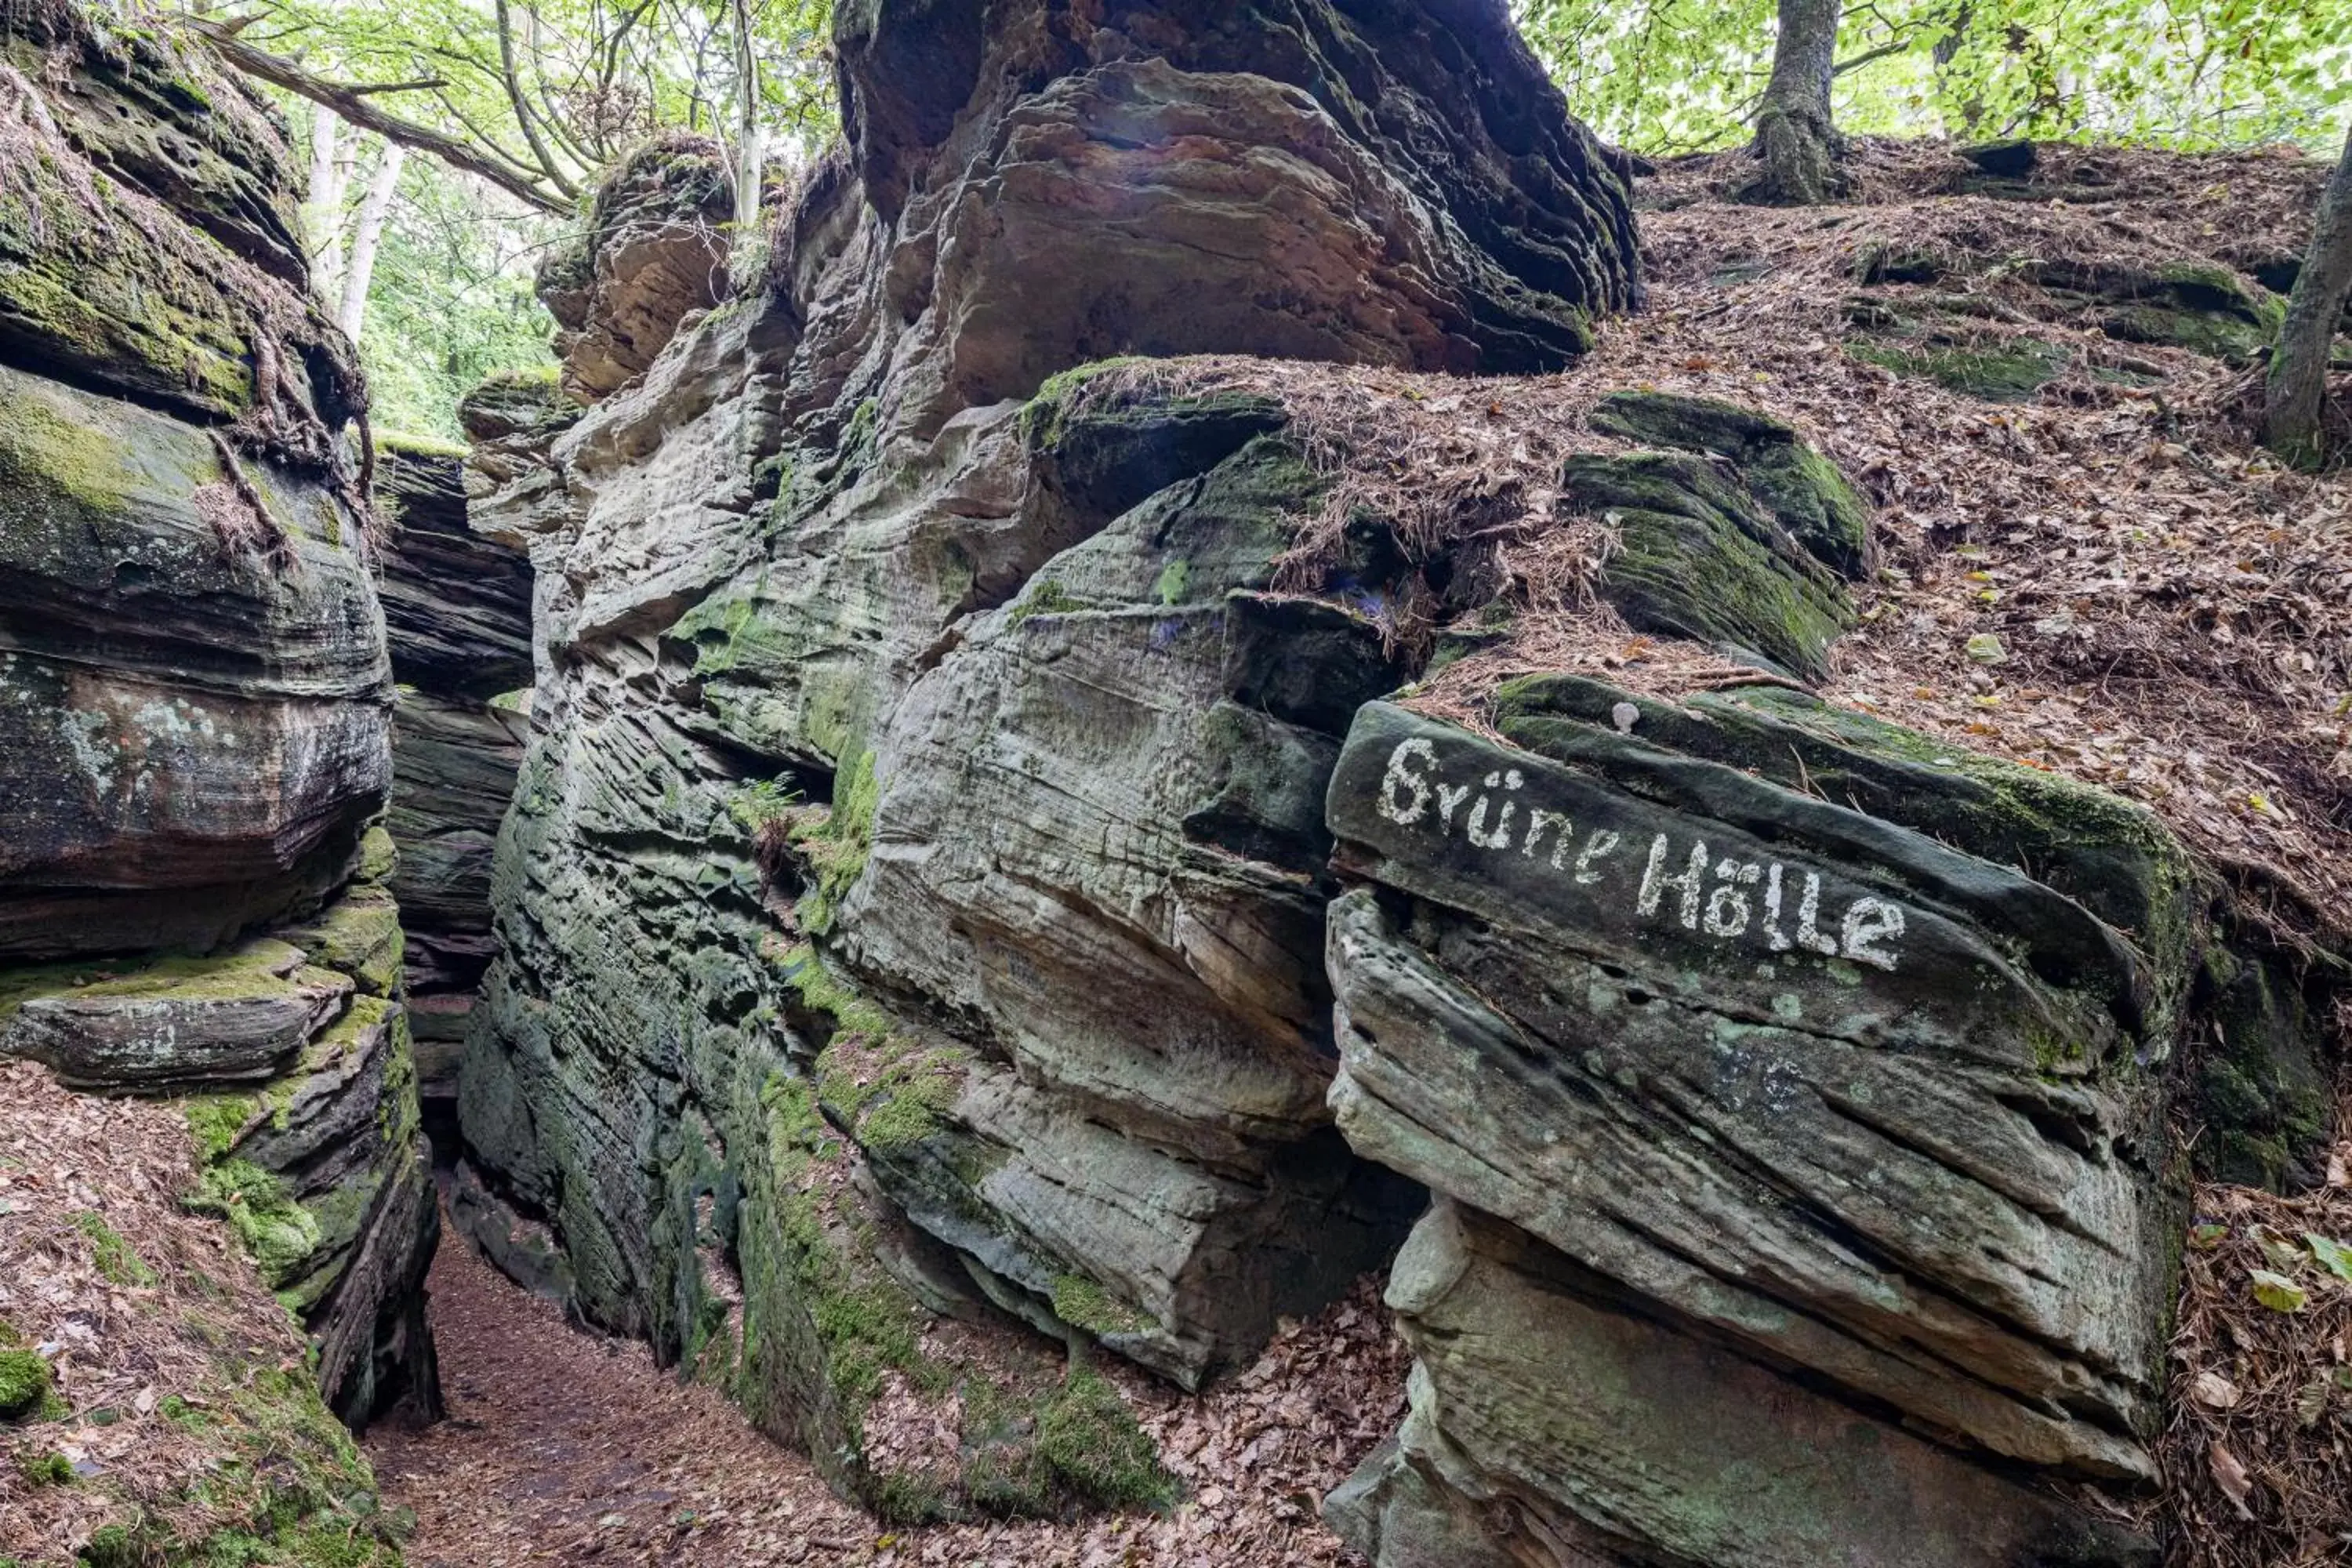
1513, 0, 2352, 154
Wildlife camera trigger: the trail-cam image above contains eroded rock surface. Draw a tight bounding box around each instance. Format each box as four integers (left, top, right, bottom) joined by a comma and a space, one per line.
376, 445, 533, 1094
1318, 682, 2208, 1564
0, 2, 435, 1432
456, 0, 1637, 1519
0, 3, 388, 960
536, 136, 733, 402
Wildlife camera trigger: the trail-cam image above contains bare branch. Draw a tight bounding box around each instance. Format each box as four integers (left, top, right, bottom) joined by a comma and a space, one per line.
346, 77, 449, 96
183, 16, 571, 213
494, 0, 580, 198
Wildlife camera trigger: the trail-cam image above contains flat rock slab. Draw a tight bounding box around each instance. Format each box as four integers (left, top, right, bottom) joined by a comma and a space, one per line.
0, 940, 350, 1089
1323, 697, 2190, 1516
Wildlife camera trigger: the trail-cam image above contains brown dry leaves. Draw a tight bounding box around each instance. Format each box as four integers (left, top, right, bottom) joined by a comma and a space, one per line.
2163, 1139, 2352, 1567
0, 1061, 315, 1563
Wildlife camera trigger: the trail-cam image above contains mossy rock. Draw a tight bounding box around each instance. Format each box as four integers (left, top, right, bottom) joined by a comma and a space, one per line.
0, 1346, 55, 1420
284, 886, 406, 999
1588, 390, 1872, 577
726, 1069, 1178, 1524
2027, 257, 2283, 362
456, 365, 579, 444
1846, 337, 2070, 401
183, 1158, 325, 1290
0, 940, 347, 1090
1018, 366, 1288, 528
1562, 451, 1854, 681
2190, 941, 2338, 1192
1489, 673, 2201, 1044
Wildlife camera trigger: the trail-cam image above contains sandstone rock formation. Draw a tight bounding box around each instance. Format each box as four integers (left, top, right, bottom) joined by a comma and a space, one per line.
0, 2, 383, 962
1319, 684, 2189, 1564
0, 1, 435, 1428
376, 443, 533, 1095
455, 0, 1639, 1519
536, 136, 734, 402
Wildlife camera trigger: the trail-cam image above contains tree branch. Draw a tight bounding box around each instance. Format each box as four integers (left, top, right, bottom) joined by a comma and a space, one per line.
494, 0, 580, 198
181, 16, 571, 214
346, 77, 449, 96
1831, 38, 1912, 76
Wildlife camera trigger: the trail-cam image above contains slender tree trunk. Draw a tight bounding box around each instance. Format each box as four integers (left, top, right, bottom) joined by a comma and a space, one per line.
305, 107, 350, 304
337, 143, 405, 344
1743, 0, 1850, 205
729, 0, 761, 235
2264, 126, 2352, 469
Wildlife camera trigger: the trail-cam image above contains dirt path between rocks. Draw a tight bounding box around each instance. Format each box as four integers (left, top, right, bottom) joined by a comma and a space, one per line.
366, 1214, 1403, 1567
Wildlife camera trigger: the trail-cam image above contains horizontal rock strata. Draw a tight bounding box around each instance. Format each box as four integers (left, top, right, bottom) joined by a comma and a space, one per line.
456, 0, 1641, 1519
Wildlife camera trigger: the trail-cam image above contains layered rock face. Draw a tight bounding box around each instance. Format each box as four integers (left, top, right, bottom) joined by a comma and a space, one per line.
1320, 684, 2193, 1566
0, 2, 379, 958
449, 2, 2333, 1557
376, 445, 533, 1096
457, 0, 1636, 1518
0, 1, 435, 1425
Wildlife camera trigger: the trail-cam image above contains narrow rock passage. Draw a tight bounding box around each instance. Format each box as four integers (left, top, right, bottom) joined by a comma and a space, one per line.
366, 1207, 868, 1565
366, 1210, 1404, 1566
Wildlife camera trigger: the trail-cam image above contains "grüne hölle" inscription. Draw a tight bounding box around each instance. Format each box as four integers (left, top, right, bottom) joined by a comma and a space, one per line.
1372, 738, 1908, 972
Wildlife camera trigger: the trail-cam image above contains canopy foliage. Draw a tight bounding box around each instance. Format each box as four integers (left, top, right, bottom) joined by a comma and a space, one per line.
1515, 0, 2352, 155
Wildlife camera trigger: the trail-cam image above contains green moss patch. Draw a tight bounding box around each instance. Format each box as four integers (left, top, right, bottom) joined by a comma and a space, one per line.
16, 1449, 73, 1485
1008, 578, 1083, 625
1048, 1275, 1153, 1338
788, 753, 880, 936
0, 1348, 55, 1421
1034, 1369, 1181, 1512
72, 1211, 159, 1289
1845, 337, 2069, 401
186, 1095, 262, 1164
183, 1161, 324, 1291
815, 1026, 971, 1157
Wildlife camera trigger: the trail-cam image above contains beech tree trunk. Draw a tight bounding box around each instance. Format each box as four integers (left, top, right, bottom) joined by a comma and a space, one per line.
1744, 0, 1849, 205
2264, 126, 2352, 469
305, 107, 349, 304
729, 0, 761, 235
337, 143, 405, 343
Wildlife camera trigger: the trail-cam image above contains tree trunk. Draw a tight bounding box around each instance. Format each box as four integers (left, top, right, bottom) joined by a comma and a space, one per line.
729, 0, 761, 236
305, 107, 349, 304
338, 143, 405, 344
2264, 126, 2352, 469
1743, 0, 1849, 205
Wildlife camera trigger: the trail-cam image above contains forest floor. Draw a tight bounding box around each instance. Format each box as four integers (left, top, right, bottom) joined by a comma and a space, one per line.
365, 1203, 1405, 1568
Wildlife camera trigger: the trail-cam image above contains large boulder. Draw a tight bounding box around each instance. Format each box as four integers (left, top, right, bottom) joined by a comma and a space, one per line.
1316, 680, 2218, 1564
0, 0, 433, 1431
0, 273, 387, 964
0, 2, 389, 961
